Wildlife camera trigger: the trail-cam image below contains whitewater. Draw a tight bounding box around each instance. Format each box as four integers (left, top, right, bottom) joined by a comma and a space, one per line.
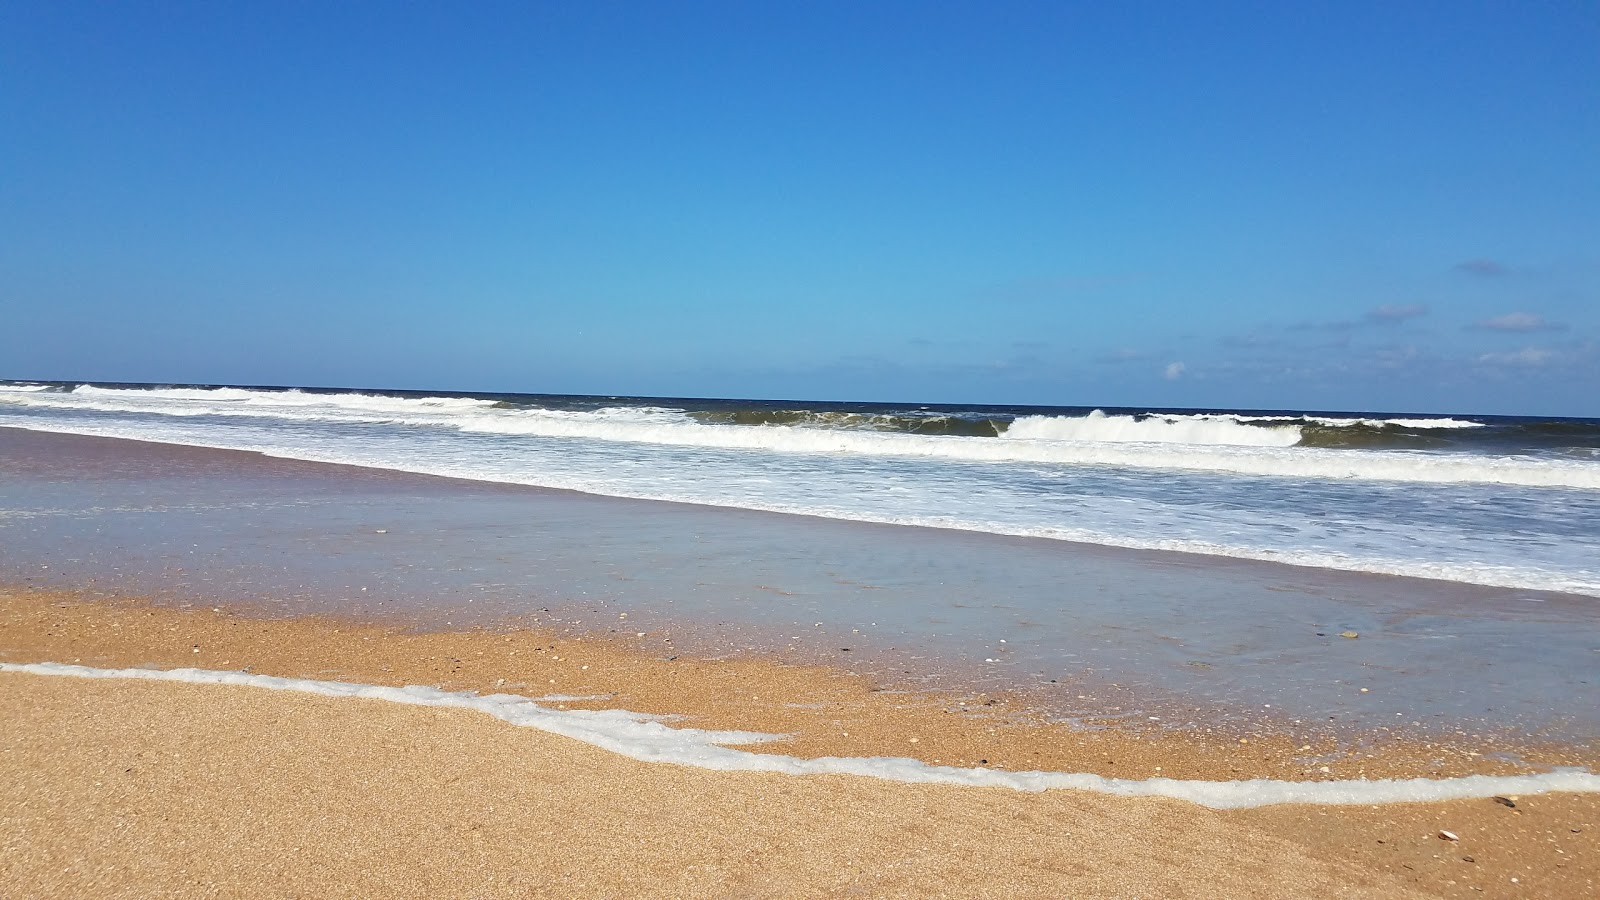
3, 381, 1599, 596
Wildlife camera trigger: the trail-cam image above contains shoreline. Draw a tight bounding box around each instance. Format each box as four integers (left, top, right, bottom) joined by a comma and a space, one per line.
4, 422, 1596, 601
2, 588, 1597, 897
5, 426, 1596, 746
5, 587, 1595, 784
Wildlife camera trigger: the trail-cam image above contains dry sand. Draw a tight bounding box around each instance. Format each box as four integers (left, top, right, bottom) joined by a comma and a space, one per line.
2, 589, 1595, 898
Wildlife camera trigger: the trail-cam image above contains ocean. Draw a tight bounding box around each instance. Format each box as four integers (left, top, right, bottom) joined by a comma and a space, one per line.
3, 380, 1598, 597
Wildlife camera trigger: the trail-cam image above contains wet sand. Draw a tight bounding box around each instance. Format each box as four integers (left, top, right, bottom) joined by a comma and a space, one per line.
4, 426, 1597, 745
2, 589, 1597, 898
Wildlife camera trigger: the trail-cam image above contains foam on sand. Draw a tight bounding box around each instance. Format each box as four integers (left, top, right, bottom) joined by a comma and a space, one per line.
5, 661, 1596, 810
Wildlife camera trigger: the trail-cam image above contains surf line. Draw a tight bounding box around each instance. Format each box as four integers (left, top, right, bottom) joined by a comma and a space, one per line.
6, 660, 1597, 810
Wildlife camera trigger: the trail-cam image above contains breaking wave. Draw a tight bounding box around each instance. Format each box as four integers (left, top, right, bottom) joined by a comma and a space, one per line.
1006, 411, 1301, 447
689, 408, 1007, 438
70, 385, 497, 416
2, 383, 1599, 489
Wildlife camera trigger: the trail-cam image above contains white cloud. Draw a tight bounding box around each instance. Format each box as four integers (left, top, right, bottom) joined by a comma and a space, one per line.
1163, 361, 1186, 380
1478, 347, 1556, 367
1475, 312, 1564, 333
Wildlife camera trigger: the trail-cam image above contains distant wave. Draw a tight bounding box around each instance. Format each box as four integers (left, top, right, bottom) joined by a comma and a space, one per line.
688, 408, 1007, 438
3, 384, 1599, 490
2, 386, 497, 423
1223, 412, 1485, 430
73, 384, 497, 414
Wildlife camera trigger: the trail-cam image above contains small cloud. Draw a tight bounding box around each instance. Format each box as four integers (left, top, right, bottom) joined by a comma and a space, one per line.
1472, 312, 1565, 333
1478, 347, 1556, 367
1366, 303, 1428, 323
1455, 259, 1507, 278
1163, 361, 1186, 380
1289, 304, 1427, 332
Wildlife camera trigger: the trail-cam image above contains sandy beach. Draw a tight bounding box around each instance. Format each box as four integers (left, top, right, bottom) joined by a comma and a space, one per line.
2, 588, 1596, 898
7, 1, 1599, 895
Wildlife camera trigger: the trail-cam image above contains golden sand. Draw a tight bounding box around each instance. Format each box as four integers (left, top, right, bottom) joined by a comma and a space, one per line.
2, 589, 1596, 897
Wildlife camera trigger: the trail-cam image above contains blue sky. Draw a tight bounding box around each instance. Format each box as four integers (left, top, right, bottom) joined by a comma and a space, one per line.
2, 2, 1596, 414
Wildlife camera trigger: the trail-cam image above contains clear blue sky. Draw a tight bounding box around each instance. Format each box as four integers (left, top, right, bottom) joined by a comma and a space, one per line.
3, 2, 1596, 415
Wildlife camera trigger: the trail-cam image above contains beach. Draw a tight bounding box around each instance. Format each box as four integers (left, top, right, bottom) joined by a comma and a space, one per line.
1, 407, 1598, 896
3, 590, 1596, 898
8, 1, 1598, 894
0, 667, 1429, 899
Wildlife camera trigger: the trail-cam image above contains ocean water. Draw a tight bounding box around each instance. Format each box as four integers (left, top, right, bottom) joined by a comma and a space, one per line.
3, 380, 1599, 597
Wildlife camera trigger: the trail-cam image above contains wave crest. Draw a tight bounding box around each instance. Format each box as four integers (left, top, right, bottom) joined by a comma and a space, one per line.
1005, 411, 1302, 447
4, 384, 1599, 490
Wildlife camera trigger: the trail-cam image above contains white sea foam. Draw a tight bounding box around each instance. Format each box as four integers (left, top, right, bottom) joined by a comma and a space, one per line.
1216, 413, 1487, 430
70, 386, 497, 415
4, 387, 1579, 489
1359, 417, 1484, 430
6, 661, 1597, 809
4, 416, 1598, 595
357, 415, 1600, 490
10, 402, 1592, 491
11, 387, 1484, 438
1006, 411, 1303, 446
